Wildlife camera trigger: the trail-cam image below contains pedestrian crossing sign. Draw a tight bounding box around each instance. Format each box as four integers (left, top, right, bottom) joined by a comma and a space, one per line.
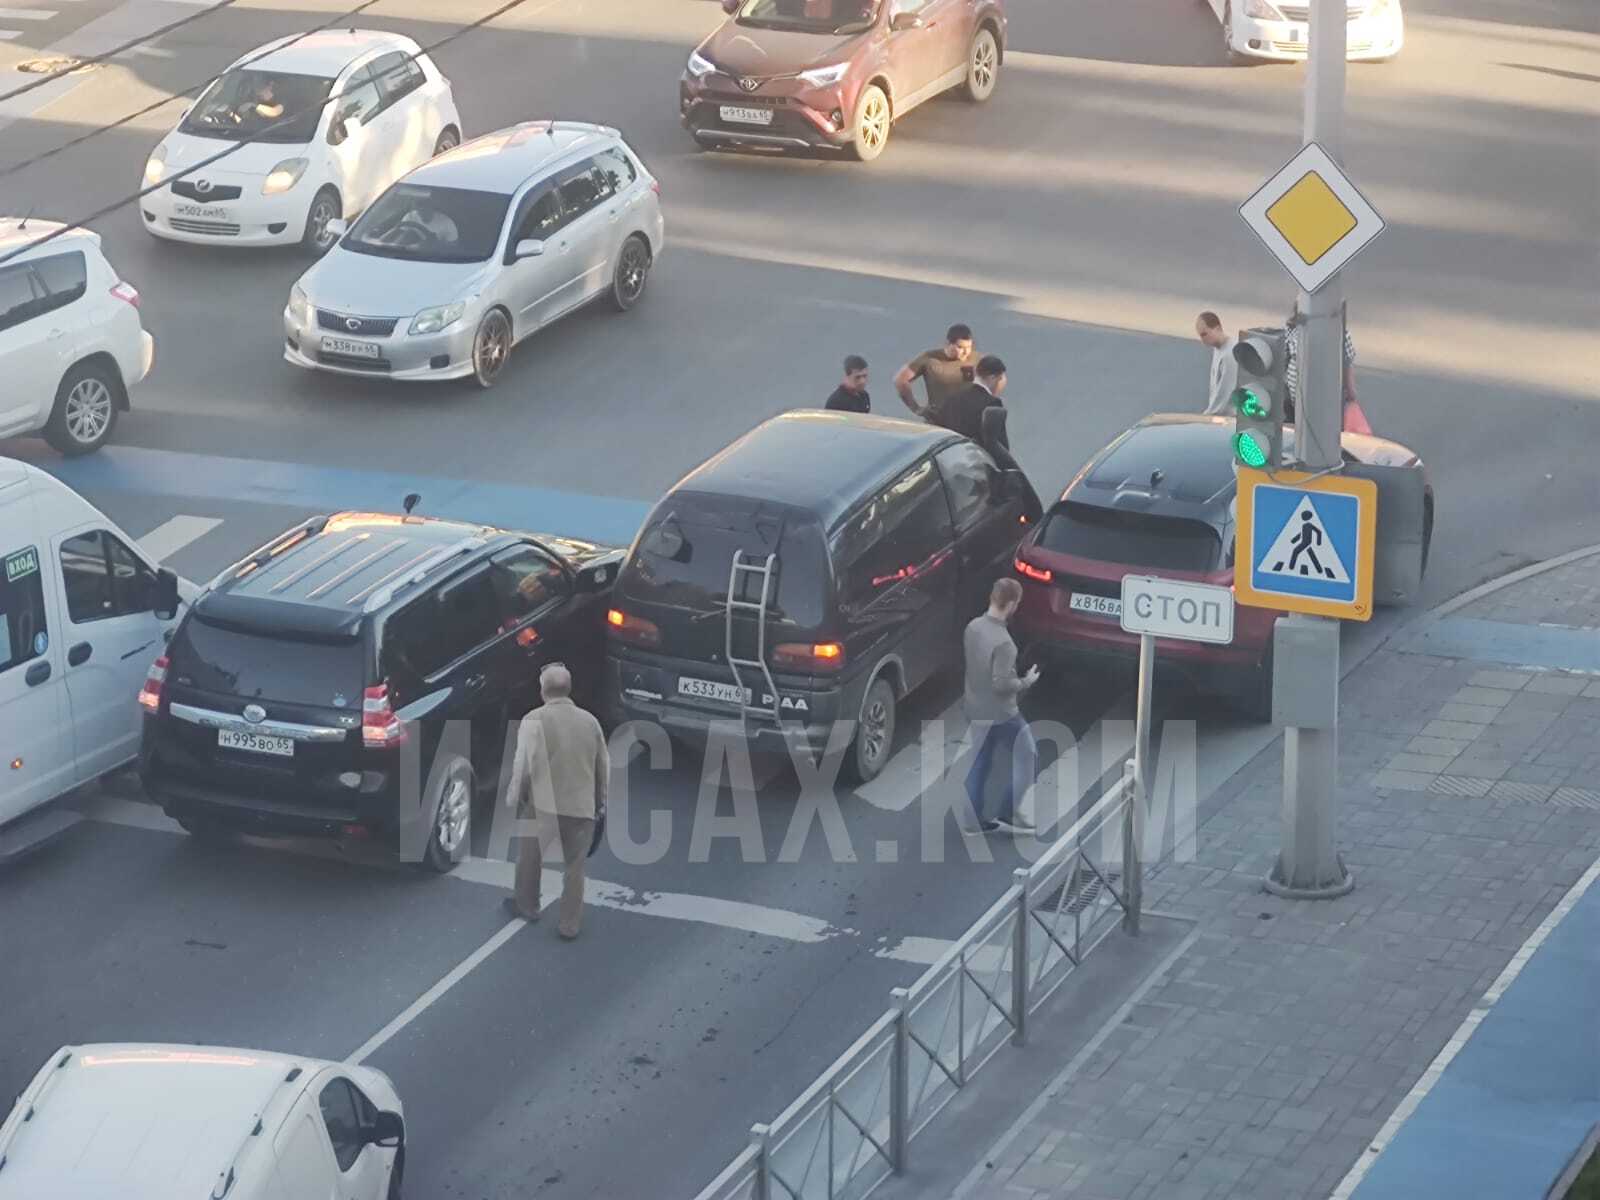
1235, 468, 1378, 620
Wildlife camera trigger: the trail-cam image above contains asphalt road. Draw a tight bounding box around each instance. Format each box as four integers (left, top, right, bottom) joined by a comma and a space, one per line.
2, 0, 1597, 1196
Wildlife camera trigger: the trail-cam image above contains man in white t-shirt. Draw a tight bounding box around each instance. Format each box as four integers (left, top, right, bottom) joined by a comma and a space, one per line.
1197, 310, 1238, 416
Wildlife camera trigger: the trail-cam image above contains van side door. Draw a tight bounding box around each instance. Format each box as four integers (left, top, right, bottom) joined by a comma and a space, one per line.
830, 457, 959, 695
268, 1098, 343, 1200
0, 542, 72, 825
52, 526, 169, 784
934, 440, 1026, 621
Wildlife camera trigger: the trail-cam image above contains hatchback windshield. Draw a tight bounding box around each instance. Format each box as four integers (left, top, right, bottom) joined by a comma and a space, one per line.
181, 69, 334, 144
735, 0, 880, 35
342, 183, 512, 264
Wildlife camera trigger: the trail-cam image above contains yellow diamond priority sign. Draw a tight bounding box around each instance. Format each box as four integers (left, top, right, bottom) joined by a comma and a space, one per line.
1240, 142, 1384, 293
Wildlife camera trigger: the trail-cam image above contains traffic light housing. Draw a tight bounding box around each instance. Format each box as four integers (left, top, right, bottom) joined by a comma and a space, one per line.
1230, 327, 1287, 470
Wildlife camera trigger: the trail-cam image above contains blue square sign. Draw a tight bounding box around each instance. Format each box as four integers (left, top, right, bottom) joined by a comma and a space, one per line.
1236, 469, 1378, 620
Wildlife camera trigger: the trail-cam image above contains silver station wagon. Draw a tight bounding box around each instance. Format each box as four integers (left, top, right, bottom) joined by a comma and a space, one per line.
283, 120, 664, 388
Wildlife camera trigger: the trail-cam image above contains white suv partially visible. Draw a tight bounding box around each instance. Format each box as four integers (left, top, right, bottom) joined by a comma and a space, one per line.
0, 219, 154, 456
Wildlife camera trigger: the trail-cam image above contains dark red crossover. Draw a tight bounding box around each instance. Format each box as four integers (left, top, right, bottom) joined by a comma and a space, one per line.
680, 0, 1006, 161
1011, 415, 1433, 719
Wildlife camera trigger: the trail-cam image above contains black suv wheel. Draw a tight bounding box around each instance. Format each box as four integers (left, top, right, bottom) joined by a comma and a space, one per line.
422, 755, 474, 872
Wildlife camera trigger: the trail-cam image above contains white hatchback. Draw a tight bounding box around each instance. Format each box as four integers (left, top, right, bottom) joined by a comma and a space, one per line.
0, 219, 154, 456
142, 29, 461, 253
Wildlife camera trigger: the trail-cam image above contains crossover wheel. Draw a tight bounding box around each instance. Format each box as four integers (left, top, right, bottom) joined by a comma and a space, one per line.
422, 755, 474, 873
964, 28, 999, 102
433, 126, 459, 155
470, 308, 512, 389
845, 675, 897, 784
848, 84, 891, 162
44, 361, 119, 456
609, 235, 651, 312
302, 186, 342, 254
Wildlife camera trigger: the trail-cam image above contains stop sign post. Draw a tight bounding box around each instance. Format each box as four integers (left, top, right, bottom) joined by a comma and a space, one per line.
1118, 575, 1236, 932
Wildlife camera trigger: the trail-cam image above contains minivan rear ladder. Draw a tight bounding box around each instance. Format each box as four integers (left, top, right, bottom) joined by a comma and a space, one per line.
725, 551, 782, 729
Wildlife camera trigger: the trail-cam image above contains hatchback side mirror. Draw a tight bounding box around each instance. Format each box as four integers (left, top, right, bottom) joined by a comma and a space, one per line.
890, 10, 925, 30
154, 568, 180, 620
326, 218, 348, 240
368, 1110, 404, 1149
514, 238, 544, 260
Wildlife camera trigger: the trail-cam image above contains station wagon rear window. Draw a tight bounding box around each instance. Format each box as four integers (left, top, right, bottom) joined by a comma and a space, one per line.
1038, 502, 1222, 574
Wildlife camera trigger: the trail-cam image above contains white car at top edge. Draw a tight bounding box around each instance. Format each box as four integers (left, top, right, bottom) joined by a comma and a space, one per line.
1207, 0, 1403, 64
141, 29, 461, 254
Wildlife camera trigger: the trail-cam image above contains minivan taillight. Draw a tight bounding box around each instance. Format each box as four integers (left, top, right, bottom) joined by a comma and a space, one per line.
607, 608, 661, 648
772, 642, 846, 672
137, 654, 168, 713
362, 684, 407, 748
110, 281, 140, 309
1014, 556, 1053, 584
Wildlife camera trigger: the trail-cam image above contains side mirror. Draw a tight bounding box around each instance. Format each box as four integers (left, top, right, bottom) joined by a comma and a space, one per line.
368, 1110, 404, 1149
721, 0, 739, 12
514, 238, 544, 260
576, 560, 615, 594
890, 10, 925, 30
154, 568, 180, 620
325, 218, 348, 239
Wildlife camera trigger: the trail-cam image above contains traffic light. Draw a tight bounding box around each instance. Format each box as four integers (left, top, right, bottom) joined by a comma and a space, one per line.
1230, 327, 1287, 470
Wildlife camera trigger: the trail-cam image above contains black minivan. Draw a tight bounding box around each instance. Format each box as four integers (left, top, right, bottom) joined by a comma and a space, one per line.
605, 411, 1041, 781
140, 508, 620, 870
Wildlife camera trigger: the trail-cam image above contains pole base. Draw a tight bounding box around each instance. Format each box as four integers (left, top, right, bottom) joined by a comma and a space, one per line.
1264, 854, 1354, 900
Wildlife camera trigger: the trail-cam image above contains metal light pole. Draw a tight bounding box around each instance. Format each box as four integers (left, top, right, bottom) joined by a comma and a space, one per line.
1267, 0, 1355, 899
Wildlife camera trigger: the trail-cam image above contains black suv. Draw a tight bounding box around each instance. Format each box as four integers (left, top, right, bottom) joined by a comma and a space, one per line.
139, 507, 621, 870
606, 411, 1041, 781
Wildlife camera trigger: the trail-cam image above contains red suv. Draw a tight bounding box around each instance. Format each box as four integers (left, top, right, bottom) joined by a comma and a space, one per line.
680, 0, 1006, 161
1011, 415, 1433, 718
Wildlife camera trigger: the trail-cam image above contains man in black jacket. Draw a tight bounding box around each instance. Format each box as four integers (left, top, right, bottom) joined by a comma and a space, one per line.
825, 355, 871, 413
938, 354, 1007, 443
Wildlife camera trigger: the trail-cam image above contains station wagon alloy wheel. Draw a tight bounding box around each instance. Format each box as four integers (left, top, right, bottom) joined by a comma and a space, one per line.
611, 236, 650, 311
64, 378, 113, 445
46, 362, 120, 455
471, 309, 512, 388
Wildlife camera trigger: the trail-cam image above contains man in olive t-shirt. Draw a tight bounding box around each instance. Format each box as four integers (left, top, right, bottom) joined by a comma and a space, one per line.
893, 323, 976, 422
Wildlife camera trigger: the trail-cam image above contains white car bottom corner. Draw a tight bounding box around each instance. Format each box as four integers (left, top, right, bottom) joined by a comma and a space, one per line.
282, 313, 480, 383
142, 188, 317, 247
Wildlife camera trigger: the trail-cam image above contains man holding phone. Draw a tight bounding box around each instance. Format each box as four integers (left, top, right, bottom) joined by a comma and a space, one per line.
961, 578, 1039, 835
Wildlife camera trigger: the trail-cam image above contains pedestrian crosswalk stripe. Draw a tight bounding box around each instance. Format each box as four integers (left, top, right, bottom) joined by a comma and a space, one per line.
1257, 494, 1350, 583
138, 514, 222, 563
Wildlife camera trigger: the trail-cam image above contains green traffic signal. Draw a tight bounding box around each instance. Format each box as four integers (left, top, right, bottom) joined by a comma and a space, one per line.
1234, 431, 1269, 469
1233, 386, 1269, 420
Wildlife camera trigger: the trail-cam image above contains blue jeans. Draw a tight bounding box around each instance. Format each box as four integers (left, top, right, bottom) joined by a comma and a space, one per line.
964, 715, 1038, 826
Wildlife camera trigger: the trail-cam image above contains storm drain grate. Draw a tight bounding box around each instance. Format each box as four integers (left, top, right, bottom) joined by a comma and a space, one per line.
1038, 871, 1121, 916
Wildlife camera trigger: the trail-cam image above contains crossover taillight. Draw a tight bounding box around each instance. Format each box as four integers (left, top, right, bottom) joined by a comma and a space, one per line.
137, 655, 168, 713
110, 281, 141, 309
362, 683, 407, 748
1014, 556, 1053, 584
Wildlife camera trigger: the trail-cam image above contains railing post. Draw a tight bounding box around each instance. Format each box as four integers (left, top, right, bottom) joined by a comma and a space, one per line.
1122, 757, 1142, 935
890, 987, 909, 1172
751, 1123, 770, 1200
1011, 871, 1029, 1046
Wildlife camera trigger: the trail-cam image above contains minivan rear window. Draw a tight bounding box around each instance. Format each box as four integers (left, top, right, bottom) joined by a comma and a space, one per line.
620, 496, 828, 630
1038, 502, 1221, 573
172, 616, 365, 708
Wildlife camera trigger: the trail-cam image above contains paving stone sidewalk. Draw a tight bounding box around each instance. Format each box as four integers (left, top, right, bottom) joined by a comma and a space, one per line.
964, 552, 1600, 1200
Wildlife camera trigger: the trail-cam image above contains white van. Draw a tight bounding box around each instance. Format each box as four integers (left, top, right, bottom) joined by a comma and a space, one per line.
0, 458, 189, 862
0, 1044, 407, 1200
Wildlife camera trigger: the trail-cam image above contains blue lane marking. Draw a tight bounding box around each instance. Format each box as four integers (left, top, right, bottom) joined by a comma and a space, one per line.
1351, 877, 1600, 1199
1397, 616, 1600, 674
28, 446, 654, 548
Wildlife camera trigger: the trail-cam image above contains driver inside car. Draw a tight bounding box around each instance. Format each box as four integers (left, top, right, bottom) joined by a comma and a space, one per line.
246, 80, 284, 123
381, 202, 459, 247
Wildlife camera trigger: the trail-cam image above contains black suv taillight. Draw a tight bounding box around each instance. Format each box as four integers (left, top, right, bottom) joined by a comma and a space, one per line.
362, 684, 407, 748
137, 655, 168, 713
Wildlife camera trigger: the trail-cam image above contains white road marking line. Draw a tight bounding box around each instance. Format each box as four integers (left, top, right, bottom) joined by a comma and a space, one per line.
0, 30, 24, 39
345, 918, 525, 1066
1327, 853, 1600, 1199
856, 699, 967, 812
138, 514, 222, 562
0, 8, 60, 19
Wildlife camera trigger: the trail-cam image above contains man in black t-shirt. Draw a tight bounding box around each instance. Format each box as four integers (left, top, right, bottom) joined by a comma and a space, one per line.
824, 355, 871, 414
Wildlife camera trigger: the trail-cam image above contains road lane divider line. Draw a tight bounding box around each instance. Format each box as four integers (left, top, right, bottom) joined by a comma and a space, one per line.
137, 514, 223, 562
345, 918, 526, 1066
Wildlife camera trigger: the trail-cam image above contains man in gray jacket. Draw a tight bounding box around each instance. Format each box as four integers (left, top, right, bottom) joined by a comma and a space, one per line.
963, 578, 1040, 834
502, 664, 608, 939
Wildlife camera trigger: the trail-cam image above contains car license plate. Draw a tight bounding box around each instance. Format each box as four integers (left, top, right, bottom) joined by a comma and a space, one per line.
218, 729, 294, 757
677, 676, 750, 705
322, 337, 381, 359
720, 105, 772, 126
174, 203, 230, 219
1069, 593, 1121, 618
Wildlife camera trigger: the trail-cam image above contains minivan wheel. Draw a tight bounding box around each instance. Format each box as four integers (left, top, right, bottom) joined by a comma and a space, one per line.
302, 186, 342, 254
964, 28, 999, 102
848, 85, 891, 162
44, 361, 120, 456
470, 308, 512, 389
609, 235, 651, 312
846, 677, 897, 784
423, 756, 474, 873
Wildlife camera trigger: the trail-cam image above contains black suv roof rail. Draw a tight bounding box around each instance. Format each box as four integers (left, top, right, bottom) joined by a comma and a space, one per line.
360, 534, 489, 613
